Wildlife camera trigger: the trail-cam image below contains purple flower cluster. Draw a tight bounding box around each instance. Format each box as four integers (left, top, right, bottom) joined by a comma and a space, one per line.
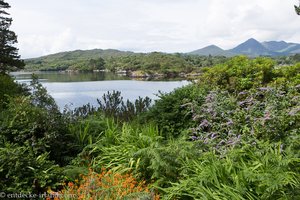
238, 97, 254, 108
199, 119, 210, 129
288, 107, 300, 116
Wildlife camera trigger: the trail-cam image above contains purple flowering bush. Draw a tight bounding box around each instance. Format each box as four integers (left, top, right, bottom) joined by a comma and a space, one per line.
159, 58, 300, 199
189, 86, 300, 152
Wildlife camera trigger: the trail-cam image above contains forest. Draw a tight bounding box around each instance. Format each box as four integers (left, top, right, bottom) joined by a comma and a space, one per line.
24, 50, 230, 78
25, 50, 300, 79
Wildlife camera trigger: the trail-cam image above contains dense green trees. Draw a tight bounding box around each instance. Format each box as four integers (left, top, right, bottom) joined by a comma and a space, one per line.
24, 50, 229, 76
88, 57, 105, 70
0, 0, 24, 73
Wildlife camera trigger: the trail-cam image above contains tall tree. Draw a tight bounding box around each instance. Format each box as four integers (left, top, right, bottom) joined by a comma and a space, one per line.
0, 0, 24, 73
295, 1, 300, 15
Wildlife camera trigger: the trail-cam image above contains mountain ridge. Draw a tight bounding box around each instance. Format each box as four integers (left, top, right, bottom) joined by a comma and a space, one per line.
25, 38, 300, 62
189, 38, 300, 57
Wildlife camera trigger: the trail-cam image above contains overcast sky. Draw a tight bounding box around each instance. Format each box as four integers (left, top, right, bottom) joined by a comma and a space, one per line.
8, 0, 300, 58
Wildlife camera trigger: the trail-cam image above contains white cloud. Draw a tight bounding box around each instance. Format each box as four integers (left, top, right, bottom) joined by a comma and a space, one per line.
8, 0, 300, 58
15, 28, 76, 57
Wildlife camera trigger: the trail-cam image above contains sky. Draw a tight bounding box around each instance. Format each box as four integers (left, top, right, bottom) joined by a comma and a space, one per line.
7, 0, 300, 58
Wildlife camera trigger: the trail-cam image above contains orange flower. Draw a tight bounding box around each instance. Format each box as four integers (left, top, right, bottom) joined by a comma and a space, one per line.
57, 168, 160, 199
68, 182, 74, 188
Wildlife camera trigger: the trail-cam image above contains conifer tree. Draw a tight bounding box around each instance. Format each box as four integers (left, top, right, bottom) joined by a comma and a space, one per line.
295, 1, 300, 15
0, 0, 24, 73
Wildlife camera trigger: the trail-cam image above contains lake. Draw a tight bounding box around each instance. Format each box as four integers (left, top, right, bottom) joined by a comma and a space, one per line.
11, 71, 190, 109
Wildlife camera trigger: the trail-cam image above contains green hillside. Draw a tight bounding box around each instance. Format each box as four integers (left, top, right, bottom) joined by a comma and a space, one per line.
24, 49, 229, 76
25, 49, 133, 71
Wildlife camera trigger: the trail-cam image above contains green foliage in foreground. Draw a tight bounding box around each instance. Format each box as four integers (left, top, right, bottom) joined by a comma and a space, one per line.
163, 141, 300, 200
0, 143, 63, 193
75, 120, 197, 188
1, 56, 300, 199
0, 73, 28, 110
0, 76, 79, 194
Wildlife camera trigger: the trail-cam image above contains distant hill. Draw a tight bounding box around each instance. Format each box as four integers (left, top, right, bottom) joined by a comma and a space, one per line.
189, 38, 300, 57
24, 48, 230, 73
189, 45, 235, 57
262, 41, 300, 54
25, 49, 134, 71
262, 41, 291, 52
26, 49, 133, 63
229, 38, 274, 57
25, 38, 300, 71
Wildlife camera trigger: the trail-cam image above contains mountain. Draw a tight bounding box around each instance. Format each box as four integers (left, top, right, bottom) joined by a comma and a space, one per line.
262, 41, 290, 52
229, 38, 274, 57
262, 41, 300, 55
190, 38, 300, 57
189, 45, 235, 56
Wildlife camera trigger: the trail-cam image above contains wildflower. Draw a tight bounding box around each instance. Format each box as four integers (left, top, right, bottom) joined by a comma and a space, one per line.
210, 132, 218, 139
191, 136, 198, 141
203, 138, 209, 144
239, 97, 254, 108
58, 168, 159, 199
226, 119, 234, 126
68, 182, 74, 188
199, 119, 210, 129
205, 92, 217, 103
238, 100, 247, 107
238, 91, 248, 96
258, 87, 272, 91
288, 107, 300, 116
264, 112, 271, 120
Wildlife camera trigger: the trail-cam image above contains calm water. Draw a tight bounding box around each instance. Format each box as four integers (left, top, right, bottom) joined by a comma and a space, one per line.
11, 71, 190, 109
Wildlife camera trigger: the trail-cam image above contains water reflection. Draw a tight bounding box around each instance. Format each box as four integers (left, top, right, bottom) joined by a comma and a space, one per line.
11, 71, 190, 110
11, 71, 129, 82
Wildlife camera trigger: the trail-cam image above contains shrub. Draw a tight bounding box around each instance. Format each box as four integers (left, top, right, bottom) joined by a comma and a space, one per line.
146, 84, 207, 138
0, 143, 63, 194
0, 95, 79, 166
97, 90, 152, 121
199, 56, 276, 91
188, 86, 300, 150
0, 73, 28, 110
272, 63, 300, 87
